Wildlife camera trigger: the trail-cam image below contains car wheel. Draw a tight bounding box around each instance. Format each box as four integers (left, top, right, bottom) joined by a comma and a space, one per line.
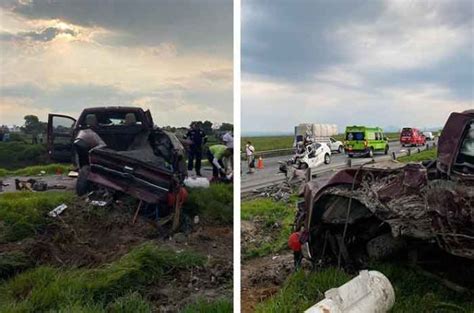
338, 145, 344, 153
368, 148, 374, 158
324, 153, 331, 164
76, 165, 92, 196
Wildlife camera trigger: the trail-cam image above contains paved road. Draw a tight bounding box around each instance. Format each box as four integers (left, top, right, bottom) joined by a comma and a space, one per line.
241, 141, 433, 192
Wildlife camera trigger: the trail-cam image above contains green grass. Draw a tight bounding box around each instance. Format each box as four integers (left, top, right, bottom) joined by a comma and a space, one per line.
255, 264, 474, 312
0, 163, 71, 177
186, 183, 233, 224
254, 268, 351, 313
397, 148, 437, 163
242, 198, 295, 258
0, 243, 205, 312
181, 298, 233, 313
0, 251, 33, 280
242, 136, 294, 152
0, 142, 48, 170
0, 191, 74, 242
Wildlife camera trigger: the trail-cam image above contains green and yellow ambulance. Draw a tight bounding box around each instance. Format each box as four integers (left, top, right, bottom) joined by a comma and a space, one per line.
344, 126, 389, 158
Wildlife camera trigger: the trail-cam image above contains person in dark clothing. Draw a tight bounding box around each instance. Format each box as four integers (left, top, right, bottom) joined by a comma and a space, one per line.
185, 122, 207, 176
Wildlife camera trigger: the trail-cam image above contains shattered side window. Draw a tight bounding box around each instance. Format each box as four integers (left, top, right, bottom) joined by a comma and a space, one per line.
454, 121, 474, 174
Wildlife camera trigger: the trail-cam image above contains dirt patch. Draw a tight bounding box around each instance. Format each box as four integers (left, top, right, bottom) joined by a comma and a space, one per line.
0, 198, 233, 310
241, 216, 294, 313
241, 253, 294, 313
241, 218, 285, 258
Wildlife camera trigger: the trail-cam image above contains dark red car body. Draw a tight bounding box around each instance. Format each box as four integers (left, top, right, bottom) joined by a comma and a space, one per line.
296, 111, 474, 263
47, 107, 187, 205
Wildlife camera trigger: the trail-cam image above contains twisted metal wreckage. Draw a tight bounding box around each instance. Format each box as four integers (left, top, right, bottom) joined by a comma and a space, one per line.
291, 110, 473, 275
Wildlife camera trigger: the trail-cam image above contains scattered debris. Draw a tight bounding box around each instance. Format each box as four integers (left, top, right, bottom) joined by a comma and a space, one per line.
185, 176, 210, 188
48, 203, 68, 217
295, 111, 473, 287
305, 270, 395, 313
68, 171, 79, 177
173, 232, 187, 244
90, 200, 108, 207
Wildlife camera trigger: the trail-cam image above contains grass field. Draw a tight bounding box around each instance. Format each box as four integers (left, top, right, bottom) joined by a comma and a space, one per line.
398, 148, 437, 163
0, 163, 72, 178
186, 183, 233, 224
0, 191, 75, 243
0, 142, 49, 170
255, 263, 474, 312
241, 198, 295, 259
0, 243, 206, 312
0, 180, 234, 312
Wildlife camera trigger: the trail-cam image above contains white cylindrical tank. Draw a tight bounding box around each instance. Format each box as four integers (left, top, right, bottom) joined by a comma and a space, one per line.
304, 270, 395, 313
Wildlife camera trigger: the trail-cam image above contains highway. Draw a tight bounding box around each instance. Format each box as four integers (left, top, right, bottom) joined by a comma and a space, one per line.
241, 141, 434, 193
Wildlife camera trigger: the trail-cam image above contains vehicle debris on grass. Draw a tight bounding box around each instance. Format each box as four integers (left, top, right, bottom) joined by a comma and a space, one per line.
0, 181, 233, 311
48, 107, 190, 231
292, 111, 473, 276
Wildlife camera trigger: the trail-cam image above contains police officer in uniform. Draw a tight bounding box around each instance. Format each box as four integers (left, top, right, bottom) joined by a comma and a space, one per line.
185, 122, 207, 176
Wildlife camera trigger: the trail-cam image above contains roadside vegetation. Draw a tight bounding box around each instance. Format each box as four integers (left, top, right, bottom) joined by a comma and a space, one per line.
241, 198, 295, 258
0, 188, 233, 312
0, 243, 206, 312
397, 148, 437, 163
186, 183, 233, 224
181, 298, 233, 313
0, 191, 74, 243
0, 142, 48, 170
255, 263, 474, 312
0, 163, 72, 178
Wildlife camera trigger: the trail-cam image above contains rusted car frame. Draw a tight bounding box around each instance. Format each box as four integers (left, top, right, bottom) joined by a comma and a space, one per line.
47, 107, 187, 229
295, 111, 473, 267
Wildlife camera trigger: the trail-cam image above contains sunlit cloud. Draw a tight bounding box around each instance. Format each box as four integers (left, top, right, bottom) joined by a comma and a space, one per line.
0, 1, 232, 127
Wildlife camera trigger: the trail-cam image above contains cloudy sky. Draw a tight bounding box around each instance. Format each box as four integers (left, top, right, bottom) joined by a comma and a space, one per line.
242, 0, 473, 135
0, 0, 232, 127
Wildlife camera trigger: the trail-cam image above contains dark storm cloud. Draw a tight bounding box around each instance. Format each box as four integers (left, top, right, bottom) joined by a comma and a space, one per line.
0, 26, 77, 42
23, 26, 76, 41
242, 0, 473, 97
242, 0, 384, 81
3, 0, 232, 54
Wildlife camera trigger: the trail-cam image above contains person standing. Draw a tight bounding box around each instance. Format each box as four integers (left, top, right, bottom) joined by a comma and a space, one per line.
222, 131, 234, 171
185, 122, 207, 176
245, 141, 255, 174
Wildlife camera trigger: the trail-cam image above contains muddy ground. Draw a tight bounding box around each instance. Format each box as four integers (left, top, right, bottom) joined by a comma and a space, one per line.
0, 194, 233, 311
241, 217, 311, 313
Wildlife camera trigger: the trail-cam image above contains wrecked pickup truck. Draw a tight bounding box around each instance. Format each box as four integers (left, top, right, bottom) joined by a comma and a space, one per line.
47, 107, 187, 229
292, 110, 473, 270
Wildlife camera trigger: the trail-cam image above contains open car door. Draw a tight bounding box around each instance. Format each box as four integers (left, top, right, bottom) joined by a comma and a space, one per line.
47, 114, 76, 162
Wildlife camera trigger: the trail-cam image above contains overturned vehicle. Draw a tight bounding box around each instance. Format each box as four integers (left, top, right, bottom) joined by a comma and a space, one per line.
293, 111, 473, 275
47, 107, 187, 230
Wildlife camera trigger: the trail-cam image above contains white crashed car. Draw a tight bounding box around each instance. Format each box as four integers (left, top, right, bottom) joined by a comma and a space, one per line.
280, 142, 331, 172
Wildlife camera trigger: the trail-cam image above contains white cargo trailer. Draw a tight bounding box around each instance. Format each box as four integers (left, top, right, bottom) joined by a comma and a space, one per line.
294, 123, 343, 153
